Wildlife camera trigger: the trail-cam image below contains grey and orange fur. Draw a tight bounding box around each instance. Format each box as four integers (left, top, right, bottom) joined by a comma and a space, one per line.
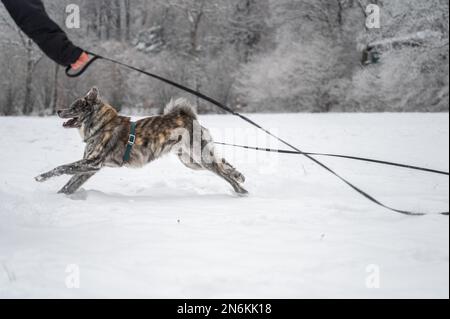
35, 87, 248, 195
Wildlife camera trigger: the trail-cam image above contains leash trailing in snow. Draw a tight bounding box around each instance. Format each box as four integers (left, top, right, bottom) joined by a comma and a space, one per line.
65, 52, 449, 217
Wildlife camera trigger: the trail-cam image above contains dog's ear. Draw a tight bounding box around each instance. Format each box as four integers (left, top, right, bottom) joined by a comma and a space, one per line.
86, 87, 100, 103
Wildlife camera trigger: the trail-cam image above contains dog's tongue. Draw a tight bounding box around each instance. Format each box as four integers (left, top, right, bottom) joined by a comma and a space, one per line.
63, 118, 78, 128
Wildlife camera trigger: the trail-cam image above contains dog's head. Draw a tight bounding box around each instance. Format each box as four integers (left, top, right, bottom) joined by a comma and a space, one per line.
57, 87, 101, 129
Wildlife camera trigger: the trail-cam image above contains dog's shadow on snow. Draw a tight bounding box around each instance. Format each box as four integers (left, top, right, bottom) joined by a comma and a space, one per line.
68, 188, 247, 203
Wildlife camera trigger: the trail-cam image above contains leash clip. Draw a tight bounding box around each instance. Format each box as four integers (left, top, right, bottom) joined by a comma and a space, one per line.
128, 134, 136, 146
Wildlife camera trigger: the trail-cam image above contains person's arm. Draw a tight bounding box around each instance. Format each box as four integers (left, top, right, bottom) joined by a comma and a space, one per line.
1, 0, 84, 67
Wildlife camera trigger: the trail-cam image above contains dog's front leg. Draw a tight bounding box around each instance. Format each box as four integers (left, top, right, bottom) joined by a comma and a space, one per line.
35, 158, 102, 182
58, 172, 97, 195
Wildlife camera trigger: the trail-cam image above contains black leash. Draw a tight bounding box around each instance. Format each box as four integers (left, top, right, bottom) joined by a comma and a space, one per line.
215, 142, 449, 176
66, 52, 449, 216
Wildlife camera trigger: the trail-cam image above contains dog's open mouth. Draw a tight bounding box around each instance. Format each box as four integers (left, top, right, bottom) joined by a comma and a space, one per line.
62, 118, 80, 128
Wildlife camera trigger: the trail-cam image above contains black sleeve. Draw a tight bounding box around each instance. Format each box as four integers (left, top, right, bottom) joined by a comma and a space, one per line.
1, 0, 83, 66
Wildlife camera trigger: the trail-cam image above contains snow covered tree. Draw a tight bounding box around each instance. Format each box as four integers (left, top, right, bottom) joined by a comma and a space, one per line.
0, 0, 447, 115
349, 0, 449, 111
230, 0, 272, 63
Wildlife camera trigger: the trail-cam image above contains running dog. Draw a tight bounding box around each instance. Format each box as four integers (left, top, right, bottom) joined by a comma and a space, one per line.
35, 87, 248, 195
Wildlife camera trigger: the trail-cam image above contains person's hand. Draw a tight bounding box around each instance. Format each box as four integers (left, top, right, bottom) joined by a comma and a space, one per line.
70, 52, 90, 70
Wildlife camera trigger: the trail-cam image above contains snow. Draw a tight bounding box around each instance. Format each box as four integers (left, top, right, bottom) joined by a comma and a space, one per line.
0, 113, 448, 299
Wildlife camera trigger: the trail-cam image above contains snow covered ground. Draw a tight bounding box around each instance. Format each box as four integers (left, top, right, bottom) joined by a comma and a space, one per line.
0, 113, 448, 299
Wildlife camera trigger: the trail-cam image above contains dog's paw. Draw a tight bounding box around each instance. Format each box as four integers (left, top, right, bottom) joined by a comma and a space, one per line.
58, 187, 75, 195
35, 174, 49, 183
233, 172, 246, 184
234, 187, 249, 197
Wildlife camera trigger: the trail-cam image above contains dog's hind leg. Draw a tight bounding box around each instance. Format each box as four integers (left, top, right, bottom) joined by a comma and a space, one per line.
201, 144, 247, 194
58, 172, 96, 195
199, 127, 246, 185
218, 158, 246, 184
203, 160, 248, 195
177, 150, 203, 171
175, 124, 248, 195
177, 148, 247, 195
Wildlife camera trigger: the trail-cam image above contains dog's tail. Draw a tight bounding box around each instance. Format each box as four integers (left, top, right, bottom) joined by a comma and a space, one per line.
164, 98, 197, 119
